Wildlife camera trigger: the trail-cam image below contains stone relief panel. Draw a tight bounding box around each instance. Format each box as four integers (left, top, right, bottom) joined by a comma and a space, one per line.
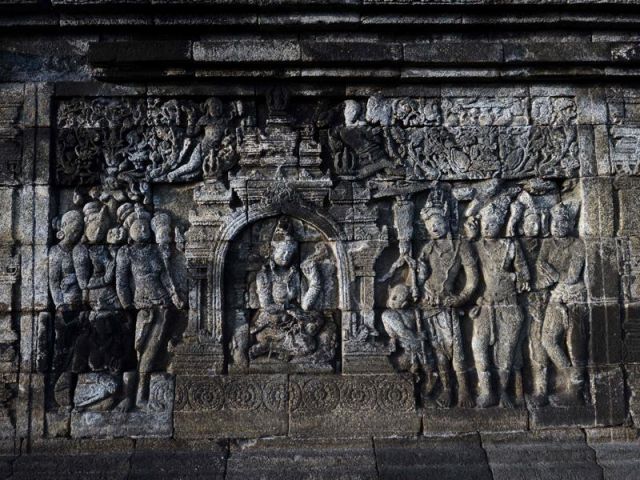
374, 179, 587, 413
318, 95, 579, 182
32, 89, 630, 438
44, 188, 187, 436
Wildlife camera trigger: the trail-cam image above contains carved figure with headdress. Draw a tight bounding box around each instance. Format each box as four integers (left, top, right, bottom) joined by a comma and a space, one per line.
470, 193, 530, 408
249, 217, 325, 362
415, 187, 478, 407
534, 201, 587, 406
115, 203, 183, 409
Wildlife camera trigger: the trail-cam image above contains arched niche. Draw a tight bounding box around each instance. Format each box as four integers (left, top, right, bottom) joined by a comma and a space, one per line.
207, 200, 354, 372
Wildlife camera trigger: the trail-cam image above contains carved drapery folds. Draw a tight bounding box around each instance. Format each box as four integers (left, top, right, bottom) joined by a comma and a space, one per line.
39, 89, 627, 438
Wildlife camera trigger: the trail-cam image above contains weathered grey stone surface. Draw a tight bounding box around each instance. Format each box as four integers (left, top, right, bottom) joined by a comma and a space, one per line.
3, 0, 640, 476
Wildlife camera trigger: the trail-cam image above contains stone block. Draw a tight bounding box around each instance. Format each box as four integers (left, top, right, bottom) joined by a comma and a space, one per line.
586, 427, 640, 480
504, 42, 611, 63
289, 374, 420, 437
624, 364, 640, 425
580, 177, 615, 237
594, 125, 612, 176
226, 438, 377, 480
173, 374, 288, 438
590, 365, 626, 427
130, 439, 227, 480
194, 38, 300, 63
0, 188, 14, 243
578, 125, 597, 177
301, 41, 401, 63
404, 42, 503, 64
375, 434, 492, 480
70, 374, 174, 438
14, 438, 133, 480
585, 238, 620, 302
577, 88, 608, 125
529, 404, 596, 429
423, 407, 528, 434
588, 302, 623, 365
616, 177, 640, 236
481, 429, 602, 480
623, 303, 640, 362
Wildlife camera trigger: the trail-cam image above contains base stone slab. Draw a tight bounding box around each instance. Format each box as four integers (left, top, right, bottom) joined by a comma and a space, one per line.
70, 374, 174, 439
423, 407, 529, 434
375, 434, 493, 480
173, 374, 288, 439
289, 374, 420, 438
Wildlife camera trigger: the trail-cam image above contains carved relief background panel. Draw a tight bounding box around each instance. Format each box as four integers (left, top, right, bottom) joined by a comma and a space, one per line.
5, 84, 635, 440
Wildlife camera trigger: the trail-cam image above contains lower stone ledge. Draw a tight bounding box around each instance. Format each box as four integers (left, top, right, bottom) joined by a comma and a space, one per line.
423, 407, 529, 434
173, 374, 289, 439
288, 374, 420, 438
172, 373, 420, 438
11, 429, 640, 479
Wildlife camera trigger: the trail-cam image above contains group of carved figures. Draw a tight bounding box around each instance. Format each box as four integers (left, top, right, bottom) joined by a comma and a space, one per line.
321, 96, 578, 181
57, 96, 243, 192
381, 186, 587, 409
48, 193, 183, 411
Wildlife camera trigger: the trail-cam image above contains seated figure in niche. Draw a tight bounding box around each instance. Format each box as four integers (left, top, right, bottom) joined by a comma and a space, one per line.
249, 217, 325, 362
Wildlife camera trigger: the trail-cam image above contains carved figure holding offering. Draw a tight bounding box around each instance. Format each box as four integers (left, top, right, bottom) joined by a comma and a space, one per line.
249, 217, 324, 362
471, 195, 530, 408
382, 284, 427, 376
417, 188, 478, 408
538, 202, 587, 405
115, 204, 184, 409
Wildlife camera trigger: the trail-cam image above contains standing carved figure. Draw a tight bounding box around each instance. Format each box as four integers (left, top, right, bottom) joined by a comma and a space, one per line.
416, 189, 478, 407
516, 208, 552, 407
115, 204, 184, 408
48, 210, 87, 407
471, 197, 530, 408
249, 217, 324, 362
538, 202, 587, 405
73, 201, 126, 373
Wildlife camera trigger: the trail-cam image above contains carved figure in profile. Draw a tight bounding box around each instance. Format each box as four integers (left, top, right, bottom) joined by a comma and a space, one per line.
537, 202, 587, 405
416, 188, 478, 408
115, 204, 184, 409
48, 210, 88, 407
470, 195, 530, 408
249, 217, 325, 362
382, 284, 427, 376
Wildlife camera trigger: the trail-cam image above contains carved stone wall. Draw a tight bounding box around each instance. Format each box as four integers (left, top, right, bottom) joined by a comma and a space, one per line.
2, 1, 640, 466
